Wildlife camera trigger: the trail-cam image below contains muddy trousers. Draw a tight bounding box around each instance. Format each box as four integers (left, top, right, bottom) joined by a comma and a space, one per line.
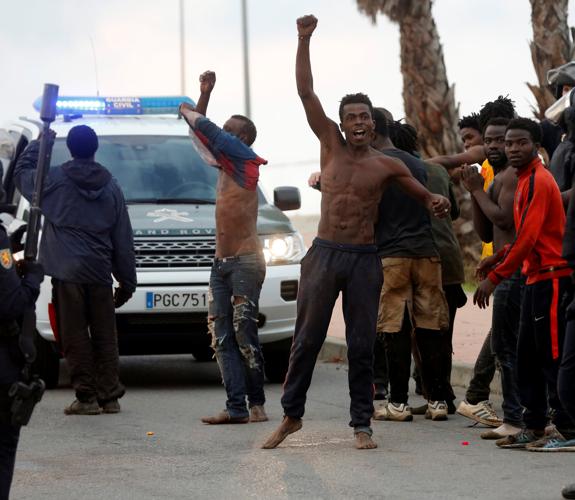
52, 279, 125, 404
208, 254, 266, 419
518, 277, 575, 435
281, 238, 382, 431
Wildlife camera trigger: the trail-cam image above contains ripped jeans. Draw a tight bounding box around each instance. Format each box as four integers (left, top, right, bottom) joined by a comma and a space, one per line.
208, 254, 266, 418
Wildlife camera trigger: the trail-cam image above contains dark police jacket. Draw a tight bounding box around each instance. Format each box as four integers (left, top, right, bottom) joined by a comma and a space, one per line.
13, 140, 136, 292
0, 225, 43, 323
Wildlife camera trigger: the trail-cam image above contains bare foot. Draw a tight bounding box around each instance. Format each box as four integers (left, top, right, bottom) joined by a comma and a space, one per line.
355, 432, 377, 450
261, 416, 302, 449
201, 410, 249, 425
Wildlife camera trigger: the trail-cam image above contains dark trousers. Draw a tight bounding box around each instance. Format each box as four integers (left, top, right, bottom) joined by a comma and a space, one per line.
465, 330, 496, 404
208, 254, 266, 418
385, 315, 446, 404
490, 272, 524, 426
438, 284, 466, 404
0, 337, 23, 500
281, 239, 382, 430
559, 296, 575, 427
52, 279, 125, 404
517, 277, 575, 432
373, 333, 389, 388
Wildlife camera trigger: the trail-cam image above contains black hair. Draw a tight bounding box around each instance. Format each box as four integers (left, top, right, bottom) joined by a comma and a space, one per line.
338, 93, 374, 122
483, 117, 511, 135
506, 117, 542, 144
372, 107, 389, 138
67, 125, 99, 159
458, 113, 480, 132
230, 114, 257, 146
388, 120, 419, 155
478, 96, 516, 132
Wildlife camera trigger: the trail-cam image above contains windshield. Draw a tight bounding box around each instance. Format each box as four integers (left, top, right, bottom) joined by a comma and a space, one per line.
51, 135, 220, 203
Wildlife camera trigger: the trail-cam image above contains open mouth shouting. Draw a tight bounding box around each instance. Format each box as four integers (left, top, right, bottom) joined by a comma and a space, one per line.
352, 128, 367, 140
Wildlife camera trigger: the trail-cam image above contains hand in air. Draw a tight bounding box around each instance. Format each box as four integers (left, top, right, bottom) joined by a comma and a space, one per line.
199, 71, 216, 94
297, 15, 318, 36
430, 194, 451, 218
473, 278, 496, 309
461, 164, 484, 193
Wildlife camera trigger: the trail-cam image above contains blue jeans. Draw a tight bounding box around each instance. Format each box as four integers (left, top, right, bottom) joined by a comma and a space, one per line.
490, 272, 524, 427
208, 254, 266, 418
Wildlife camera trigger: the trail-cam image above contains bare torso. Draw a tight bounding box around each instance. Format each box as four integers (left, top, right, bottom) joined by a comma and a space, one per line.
489, 166, 517, 252
317, 132, 403, 245
215, 171, 260, 257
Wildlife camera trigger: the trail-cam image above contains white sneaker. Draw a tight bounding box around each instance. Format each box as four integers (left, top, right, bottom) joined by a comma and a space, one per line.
456, 400, 502, 427
425, 400, 448, 421
481, 423, 522, 440
374, 402, 413, 422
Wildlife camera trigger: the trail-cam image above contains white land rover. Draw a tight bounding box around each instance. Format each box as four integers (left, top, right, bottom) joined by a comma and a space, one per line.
0, 96, 304, 387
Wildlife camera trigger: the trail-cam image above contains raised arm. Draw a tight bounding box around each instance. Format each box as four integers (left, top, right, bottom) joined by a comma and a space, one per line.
195, 70, 216, 116
296, 15, 336, 141
428, 145, 486, 170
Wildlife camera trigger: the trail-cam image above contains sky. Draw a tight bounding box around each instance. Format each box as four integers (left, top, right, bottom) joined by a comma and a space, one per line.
1, 0, 574, 213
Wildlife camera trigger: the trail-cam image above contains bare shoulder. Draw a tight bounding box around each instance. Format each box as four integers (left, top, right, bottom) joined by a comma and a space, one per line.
501, 166, 518, 187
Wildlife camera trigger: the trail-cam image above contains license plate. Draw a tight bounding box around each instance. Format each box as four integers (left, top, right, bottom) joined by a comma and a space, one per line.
145, 291, 207, 310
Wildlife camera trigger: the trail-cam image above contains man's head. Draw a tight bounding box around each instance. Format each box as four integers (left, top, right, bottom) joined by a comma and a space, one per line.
223, 114, 257, 146
338, 93, 375, 147
372, 107, 390, 140
66, 125, 98, 159
478, 96, 516, 133
388, 120, 419, 155
505, 118, 541, 170
483, 117, 510, 170
458, 113, 482, 150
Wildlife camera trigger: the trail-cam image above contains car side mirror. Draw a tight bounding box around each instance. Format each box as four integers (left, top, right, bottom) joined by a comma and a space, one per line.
274, 186, 301, 211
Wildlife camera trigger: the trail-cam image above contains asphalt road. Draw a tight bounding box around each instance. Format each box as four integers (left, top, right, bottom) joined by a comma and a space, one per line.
10, 356, 574, 500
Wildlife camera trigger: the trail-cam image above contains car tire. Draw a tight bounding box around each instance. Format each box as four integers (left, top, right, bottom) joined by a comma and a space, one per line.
263, 337, 293, 383
32, 332, 60, 389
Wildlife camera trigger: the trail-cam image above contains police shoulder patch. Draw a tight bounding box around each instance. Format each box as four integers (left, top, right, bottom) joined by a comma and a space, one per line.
0, 248, 13, 270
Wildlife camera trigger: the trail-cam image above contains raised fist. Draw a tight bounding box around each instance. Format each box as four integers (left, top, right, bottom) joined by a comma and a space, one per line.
199, 71, 216, 94
297, 15, 318, 37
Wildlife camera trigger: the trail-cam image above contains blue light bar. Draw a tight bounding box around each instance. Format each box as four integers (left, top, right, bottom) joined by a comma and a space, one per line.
32, 95, 195, 116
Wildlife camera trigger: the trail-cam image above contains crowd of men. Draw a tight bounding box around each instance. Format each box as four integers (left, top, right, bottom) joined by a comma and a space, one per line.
1, 12, 575, 500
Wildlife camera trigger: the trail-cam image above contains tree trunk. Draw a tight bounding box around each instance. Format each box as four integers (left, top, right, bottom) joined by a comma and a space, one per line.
356, 0, 461, 157
528, 0, 572, 118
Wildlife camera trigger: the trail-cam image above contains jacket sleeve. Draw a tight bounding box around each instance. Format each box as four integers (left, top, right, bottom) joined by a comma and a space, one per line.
13, 140, 41, 201
110, 186, 137, 293
195, 117, 255, 160
0, 227, 43, 319
488, 177, 548, 285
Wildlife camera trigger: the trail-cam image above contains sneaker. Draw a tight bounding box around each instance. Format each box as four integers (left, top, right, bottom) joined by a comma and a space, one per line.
496, 429, 544, 449
64, 399, 102, 415
456, 400, 502, 427
425, 400, 448, 421
481, 423, 522, 440
526, 429, 575, 452
249, 405, 268, 423
101, 400, 121, 414
373, 402, 413, 422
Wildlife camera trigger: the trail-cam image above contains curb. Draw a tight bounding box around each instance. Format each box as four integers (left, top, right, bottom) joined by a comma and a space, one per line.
319, 337, 502, 395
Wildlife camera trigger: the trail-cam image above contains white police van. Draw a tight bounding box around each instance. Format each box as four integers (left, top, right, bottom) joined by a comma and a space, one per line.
0, 96, 304, 386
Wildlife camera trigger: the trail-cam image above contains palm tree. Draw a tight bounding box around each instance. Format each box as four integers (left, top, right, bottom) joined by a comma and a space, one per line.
528, 0, 573, 118
356, 0, 460, 157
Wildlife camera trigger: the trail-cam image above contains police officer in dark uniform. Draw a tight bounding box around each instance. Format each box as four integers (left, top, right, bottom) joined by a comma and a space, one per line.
0, 176, 44, 499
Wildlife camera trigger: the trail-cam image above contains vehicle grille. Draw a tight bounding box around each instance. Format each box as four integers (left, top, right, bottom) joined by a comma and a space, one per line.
134, 237, 216, 268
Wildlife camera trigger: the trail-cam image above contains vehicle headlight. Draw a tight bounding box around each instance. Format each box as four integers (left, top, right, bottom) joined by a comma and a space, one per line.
261, 232, 306, 265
